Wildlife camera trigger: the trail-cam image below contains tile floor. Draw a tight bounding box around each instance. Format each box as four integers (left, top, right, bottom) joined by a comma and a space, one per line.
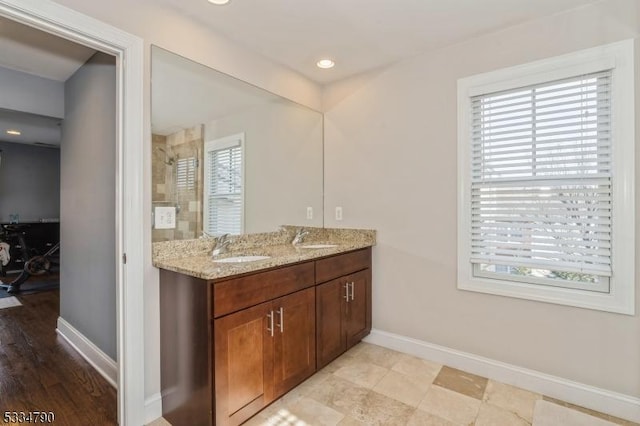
149, 343, 638, 426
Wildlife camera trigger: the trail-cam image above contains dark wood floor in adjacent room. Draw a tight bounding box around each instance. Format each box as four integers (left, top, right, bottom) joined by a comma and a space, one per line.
0, 288, 117, 425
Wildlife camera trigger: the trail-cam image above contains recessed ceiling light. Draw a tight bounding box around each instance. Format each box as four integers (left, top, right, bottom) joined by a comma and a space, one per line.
316, 59, 335, 69
208, 0, 230, 4
6, 130, 21, 136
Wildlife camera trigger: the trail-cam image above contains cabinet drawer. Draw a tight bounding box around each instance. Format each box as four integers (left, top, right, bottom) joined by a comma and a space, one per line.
213, 262, 315, 318
315, 248, 371, 284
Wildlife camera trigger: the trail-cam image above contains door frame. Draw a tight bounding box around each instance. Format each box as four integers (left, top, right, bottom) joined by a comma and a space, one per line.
0, 1, 145, 424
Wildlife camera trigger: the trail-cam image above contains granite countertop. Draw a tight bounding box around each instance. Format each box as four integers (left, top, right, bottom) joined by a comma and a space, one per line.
152, 226, 375, 280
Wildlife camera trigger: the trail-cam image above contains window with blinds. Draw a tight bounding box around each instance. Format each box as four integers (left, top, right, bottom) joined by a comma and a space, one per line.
458, 41, 634, 314
470, 71, 612, 292
176, 157, 197, 192
204, 134, 244, 236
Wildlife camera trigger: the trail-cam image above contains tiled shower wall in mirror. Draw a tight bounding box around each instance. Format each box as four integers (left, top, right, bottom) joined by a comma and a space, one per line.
152, 124, 203, 241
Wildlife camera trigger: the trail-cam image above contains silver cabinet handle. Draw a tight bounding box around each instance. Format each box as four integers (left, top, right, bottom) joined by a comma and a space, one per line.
267, 310, 274, 337
343, 282, 349, 302
349, 282, 355, 301
277, 307, 284, 333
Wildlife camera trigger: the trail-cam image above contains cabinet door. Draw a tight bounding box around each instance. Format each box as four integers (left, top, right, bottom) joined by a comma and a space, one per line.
345, 269, 370, 349
214, 301, 274, 426
272, 287, 316, 398
316, 278, 347, 369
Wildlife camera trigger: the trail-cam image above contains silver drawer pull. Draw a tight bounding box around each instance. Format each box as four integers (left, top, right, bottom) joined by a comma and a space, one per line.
344, 283, 349, 301
349, 282, 355, 301
277, 307, 284, 333
267, 310, 274, 337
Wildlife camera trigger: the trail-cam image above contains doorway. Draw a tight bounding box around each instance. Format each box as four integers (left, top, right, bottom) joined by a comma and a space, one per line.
0, 1, 145, 424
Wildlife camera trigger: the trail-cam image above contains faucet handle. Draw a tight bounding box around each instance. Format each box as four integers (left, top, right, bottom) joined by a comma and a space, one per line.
292, 228, 309, 245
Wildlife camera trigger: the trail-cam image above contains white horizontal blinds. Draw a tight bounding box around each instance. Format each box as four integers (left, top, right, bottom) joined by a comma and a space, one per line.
206, 143, 242, 235
470, 70, 612, 277
176, 157, 196, 191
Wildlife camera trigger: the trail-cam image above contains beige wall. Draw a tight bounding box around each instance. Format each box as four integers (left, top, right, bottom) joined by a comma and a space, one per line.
205, 101, 324, 234
323, 0, 640, 398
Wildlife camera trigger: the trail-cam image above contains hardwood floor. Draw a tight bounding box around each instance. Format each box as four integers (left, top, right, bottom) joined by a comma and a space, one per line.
0, 288, 117, 425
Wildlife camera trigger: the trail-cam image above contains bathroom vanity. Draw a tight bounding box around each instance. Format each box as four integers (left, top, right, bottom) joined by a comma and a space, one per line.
154, 228, 374, 426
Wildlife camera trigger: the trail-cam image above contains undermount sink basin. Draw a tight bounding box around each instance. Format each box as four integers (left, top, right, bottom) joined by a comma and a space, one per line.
298, 244, 339, 249
213, 255, 271, 263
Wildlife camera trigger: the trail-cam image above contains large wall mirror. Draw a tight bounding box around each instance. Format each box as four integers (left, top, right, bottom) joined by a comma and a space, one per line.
151, 46, 324, 242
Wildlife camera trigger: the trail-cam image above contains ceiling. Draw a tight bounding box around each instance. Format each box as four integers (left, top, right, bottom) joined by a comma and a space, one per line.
0, 109, 62, 148
156, 0, 600, 84
0, 15, 95, 81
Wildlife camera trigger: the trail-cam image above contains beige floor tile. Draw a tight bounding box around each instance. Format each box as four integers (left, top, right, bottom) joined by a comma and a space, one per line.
475, 403, 529, 426
433, 366, 488, 400
291, 370, 331, 397
286, 396, 345, 426
261, 393, 305, 420
483, 380, 542, 423
418, 385, 481, 425
320, 352, 358, 374
334, 360, 389, 389
406, 410, 458, 426
392, 353, 442, 384
373, 370, 432, 407
337, 416, 367, 425
533, 400, 618, 426
263, 374, 317, 416
484, 380, 541, 422
348, 390, 415, 425
146, 417, 171, 426
307, 375, 370, 415
242, 413, 271, 426
350, 342, 406, 369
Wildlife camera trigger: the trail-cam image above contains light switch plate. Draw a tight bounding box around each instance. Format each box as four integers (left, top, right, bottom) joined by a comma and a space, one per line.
306, 207, 313, 220
335, 206, 343, 221
154, 206, 176, 229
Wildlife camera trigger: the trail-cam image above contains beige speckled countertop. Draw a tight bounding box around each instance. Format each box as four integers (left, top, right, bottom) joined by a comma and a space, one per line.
152, 226, 376, 280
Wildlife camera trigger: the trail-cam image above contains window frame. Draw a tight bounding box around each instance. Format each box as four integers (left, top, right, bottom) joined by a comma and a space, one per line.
457, 40, 635, 315
203, 132, 245, 236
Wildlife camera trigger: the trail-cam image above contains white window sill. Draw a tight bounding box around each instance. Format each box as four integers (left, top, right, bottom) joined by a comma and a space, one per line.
457, 273, 634, 315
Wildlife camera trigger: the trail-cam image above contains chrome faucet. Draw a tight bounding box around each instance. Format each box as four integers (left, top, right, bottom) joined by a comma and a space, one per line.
211, 233, 232, 257
291, 228, 309, 246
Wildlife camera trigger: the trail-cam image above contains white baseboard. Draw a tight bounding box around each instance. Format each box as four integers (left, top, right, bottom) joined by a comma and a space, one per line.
144, 392, 163, 424
56, 317, 117, 388
364, 328, 640, 423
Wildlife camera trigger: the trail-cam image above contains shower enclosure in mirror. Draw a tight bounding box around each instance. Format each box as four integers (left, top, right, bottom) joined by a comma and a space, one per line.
151, 46, 324, 242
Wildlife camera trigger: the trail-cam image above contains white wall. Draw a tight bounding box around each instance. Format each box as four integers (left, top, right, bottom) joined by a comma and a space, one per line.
205, 100, 324, 234
0, 66, 64, 118
324, 0, 640, 399
60, 52, 117, 359
52, 0, 322, 403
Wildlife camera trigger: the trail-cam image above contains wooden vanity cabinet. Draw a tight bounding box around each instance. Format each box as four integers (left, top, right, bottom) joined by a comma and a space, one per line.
214, 287, 316, 426
213, 300, 273, 426
316, 248, 372, 369
160, 247, 372, 426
